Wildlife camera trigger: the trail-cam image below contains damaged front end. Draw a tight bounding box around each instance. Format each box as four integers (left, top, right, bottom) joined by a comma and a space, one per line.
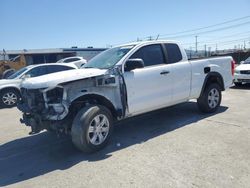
18, 68, 127, 135
18, 86, 69, 135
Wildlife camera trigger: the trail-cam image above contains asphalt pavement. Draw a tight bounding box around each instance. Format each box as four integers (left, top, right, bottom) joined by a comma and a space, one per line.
0, 85, 249, 188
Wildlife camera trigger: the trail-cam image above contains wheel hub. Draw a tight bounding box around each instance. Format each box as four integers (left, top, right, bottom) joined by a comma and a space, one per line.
88, 114, 110, 145
208, 88, 219, 108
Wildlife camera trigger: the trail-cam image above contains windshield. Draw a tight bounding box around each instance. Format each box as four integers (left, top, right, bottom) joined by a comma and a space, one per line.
7, 67, 28, 79
82, 45, 134, 69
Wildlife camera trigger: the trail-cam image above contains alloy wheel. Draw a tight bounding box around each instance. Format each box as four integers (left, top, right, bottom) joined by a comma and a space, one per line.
87, 114, 110, 145
208, 88, 220, 108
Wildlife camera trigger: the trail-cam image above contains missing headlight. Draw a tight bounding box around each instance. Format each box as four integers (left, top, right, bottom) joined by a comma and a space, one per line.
46, 87, 64, 103
52, 104, 65, 114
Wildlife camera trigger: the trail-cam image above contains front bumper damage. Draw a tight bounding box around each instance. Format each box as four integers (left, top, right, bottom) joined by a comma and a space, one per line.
18, 87, 69, 135
19, 112, 43, 135
18, 69, 127, 135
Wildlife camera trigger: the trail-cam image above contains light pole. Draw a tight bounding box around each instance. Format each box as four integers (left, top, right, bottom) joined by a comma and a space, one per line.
195, 36, 198, 53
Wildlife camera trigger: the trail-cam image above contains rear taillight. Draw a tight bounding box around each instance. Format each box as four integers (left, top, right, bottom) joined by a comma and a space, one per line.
231, 60, 235, 76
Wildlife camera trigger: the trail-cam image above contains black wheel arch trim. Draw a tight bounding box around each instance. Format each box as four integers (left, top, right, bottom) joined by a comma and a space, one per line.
199, 72, 225, 98
70, 93, 119, 119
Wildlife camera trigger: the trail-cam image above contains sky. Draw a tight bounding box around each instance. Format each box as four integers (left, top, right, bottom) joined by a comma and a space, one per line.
1, 0, 250, 51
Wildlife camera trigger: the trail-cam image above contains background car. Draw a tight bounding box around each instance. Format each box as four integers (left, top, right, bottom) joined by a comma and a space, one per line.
0, 63, 77, 108
56, 56, 87, 68
234, 57, 250, 86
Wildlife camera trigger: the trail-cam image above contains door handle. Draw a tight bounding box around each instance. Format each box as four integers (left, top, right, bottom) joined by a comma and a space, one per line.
160, 70, 170, 75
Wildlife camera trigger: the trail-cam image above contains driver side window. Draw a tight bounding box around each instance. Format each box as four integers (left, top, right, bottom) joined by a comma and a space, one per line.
130, 44, 165, 67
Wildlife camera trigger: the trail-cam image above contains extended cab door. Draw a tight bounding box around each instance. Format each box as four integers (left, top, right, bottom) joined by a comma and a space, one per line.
123, 44, 173, 115
164, 43, 192, 102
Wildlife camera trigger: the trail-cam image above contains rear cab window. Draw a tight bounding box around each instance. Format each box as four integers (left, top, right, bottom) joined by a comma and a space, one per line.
164, 43, 183, 64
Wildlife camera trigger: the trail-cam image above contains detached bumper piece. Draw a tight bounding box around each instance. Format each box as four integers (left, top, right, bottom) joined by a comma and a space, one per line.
20, 113, 43, 135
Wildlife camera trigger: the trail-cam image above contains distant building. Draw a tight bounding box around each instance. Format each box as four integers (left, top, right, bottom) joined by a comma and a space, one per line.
185, 48, 250, 63
0, 47, 107, 65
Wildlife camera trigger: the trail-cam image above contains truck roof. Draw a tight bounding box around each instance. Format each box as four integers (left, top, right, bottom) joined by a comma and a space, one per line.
115, 40, 188, 63
117, 40, 180, 47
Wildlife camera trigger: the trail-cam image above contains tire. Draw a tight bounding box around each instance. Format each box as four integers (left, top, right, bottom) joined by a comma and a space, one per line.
0, 88, 20, 108
71, 105, 113, 153
2, 69, 15, 79
234, 82, 242, 87
197, 83, 222, 113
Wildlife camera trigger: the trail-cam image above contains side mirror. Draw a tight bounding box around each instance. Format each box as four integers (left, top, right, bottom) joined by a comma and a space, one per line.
125, 58, 144, 72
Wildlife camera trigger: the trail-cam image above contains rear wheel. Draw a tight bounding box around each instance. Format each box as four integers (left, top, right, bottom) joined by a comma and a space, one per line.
197, 83, 222, 113
0, 89, 20, 108
71, 105, 113, 153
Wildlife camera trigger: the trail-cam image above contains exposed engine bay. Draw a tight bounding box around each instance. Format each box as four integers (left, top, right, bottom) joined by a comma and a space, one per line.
18, 67, 127, 135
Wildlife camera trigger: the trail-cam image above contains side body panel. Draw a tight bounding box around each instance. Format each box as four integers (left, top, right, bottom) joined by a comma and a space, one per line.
171, 60, 192, 103
189, 56, 233, 99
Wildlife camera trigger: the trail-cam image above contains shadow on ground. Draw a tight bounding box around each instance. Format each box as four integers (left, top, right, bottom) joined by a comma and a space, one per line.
0, 102, 228, 186
231, 83, 250, 90
0, 106, 15, 110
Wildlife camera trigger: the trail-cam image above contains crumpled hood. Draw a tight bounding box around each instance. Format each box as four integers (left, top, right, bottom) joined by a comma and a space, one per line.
236, 64, 250, 71
21, 68, 107, 89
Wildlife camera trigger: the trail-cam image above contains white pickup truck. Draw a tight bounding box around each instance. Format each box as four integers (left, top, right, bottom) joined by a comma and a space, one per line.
18, 41, 234, 152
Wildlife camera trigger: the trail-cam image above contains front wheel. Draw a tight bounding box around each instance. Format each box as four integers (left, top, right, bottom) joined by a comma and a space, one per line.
197, 83, 222, 113
71, 105, 113, 153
